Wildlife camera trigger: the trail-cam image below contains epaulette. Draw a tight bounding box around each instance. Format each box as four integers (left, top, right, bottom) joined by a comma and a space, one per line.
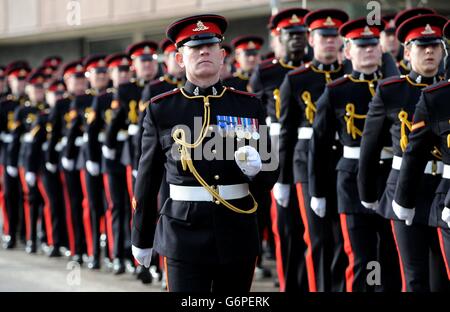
288, 63, 311, 76
227, 87, 256, 98
260, 58, 278, 70
423, 80, 450, 93
151, 88, 180, 103
85, 88, 94, 95
106, 87, 115, 93
327, 75, 349, 88
380, 75, 406, 87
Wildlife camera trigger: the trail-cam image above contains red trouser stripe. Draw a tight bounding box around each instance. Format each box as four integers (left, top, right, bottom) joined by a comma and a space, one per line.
296, 183, 317, 292
270, 191, 285, 292
0, 165, 10, 235
164, 256, 170, 292
437, 228, 450, 280
37, 176, 54, 246
339, 214, 355, 292
103, 174, 115, 260
18, 168, 30, 241
60, 172, 75, 255
79, 170, 93, 257
390, 220, 407, 291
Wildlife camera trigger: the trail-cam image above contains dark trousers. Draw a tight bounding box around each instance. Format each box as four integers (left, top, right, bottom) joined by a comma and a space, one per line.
164, 257, 256, 292
104, 168, 130, 260
2, 166, 21, 243
81, 170, 105, 259
37, 170, 68, 248
392, 220, 449, 291
437, 227, 450, 281
254, 188, 275, 268
271, 185, 308, 292
63, 169, 86, 256
296, 182, 347, 292
340, 213, 401, 292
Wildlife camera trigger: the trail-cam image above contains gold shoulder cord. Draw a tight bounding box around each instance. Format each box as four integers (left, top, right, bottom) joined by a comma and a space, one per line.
172, 87, 258, 214
273, 89, 281, 120
398, 110, 412, 152
347, 75, 377, 97
310, 64, 342, 83
301, 91, 316, 125
345, 103, 366, 139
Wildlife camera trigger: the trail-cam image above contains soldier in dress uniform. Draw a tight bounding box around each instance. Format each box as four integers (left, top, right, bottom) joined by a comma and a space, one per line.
249, 7, 310, 292
8, 69, 48, 254
277, 8, 349, 292
131, 14, 278, 292
80, 55, 112, 270
0, 61, 30, 249
308, 18, 401, 292
60, 60, 91, 264
380, 14, 401, 62
223, 35, 264, 91
359, 14, 449, 292
394, 8, 437, 75
393, 19, 450, 285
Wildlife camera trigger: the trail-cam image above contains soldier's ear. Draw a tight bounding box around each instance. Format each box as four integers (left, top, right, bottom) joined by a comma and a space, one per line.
307, 31, 314, 47
175, 51, 185, 69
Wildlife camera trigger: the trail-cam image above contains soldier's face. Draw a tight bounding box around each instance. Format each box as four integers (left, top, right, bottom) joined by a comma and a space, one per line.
176, 43, 224, 81
8, 76, 26, 95
406, 42, 443, 76
280, 30, 307, 57
110, 68, 132, 87
66, 76, 88, 95
345, 41, 382, 70
235, 50, 261, 72
89, 70, 110, 90
26, 85, 45, 103
133, 57, 158, 81
380, 32, 400, 59
270, 33, 286, 59
308, 31, 341, 62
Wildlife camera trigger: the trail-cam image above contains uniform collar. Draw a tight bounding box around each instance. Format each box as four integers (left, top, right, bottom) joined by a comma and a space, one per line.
183, 80, 224, 96
351, 69, 382, 81
280, 56, 303, 68
311, 59, 339, 71
408, 70, 441, 85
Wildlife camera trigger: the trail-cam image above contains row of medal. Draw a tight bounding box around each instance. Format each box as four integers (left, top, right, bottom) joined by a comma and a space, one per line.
216, 115, 260, 140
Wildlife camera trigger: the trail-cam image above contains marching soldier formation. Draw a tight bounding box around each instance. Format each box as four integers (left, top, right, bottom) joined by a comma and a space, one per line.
1, 6, 450, 293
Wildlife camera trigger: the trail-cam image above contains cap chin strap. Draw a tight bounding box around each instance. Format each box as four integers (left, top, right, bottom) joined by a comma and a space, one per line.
172, 87, 258, 214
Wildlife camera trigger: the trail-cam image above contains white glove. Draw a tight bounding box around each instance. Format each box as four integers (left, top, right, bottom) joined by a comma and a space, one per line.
441, 207, 450, 228
6, 166, 18, 177
86, 160, 100, 176
25, 172, 36, 187
132, 245, 152, 268
311, 196, 326, 218
392, 200, 415, 226
45, 162, 57, 173
102, 145, 116, 160
273, 183, 290, 208
132, 169, 138, 178
361, 201, 378, 211
234, 146, 262, 177
61, 157, 74, 171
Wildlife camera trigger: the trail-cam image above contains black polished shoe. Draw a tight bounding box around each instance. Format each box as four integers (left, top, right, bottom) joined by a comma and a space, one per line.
72, 254, 83, 265
88, 257, 101, 270
136, 265, 152, 284
48, 247, 62, 258
113, 258, 125, 275
25, 241, 36, 254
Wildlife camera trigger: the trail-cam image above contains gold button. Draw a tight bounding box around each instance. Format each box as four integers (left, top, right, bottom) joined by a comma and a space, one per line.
379, 160, 384, 165
214, 175, 219, 180
215, 200, 220, 205
212, 149, 217, 154
209, 126, 214, 131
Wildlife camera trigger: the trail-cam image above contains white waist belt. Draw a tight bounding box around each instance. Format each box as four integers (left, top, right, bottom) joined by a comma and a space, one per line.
444, 165, 450, 179
82, 132, 106, 143
343, 146, 394, 160
170, 183, 249, 202
297, 127, 313, 140
393, 155, 443, 175
269, 123, 281, 136
128, 124, 139, 136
